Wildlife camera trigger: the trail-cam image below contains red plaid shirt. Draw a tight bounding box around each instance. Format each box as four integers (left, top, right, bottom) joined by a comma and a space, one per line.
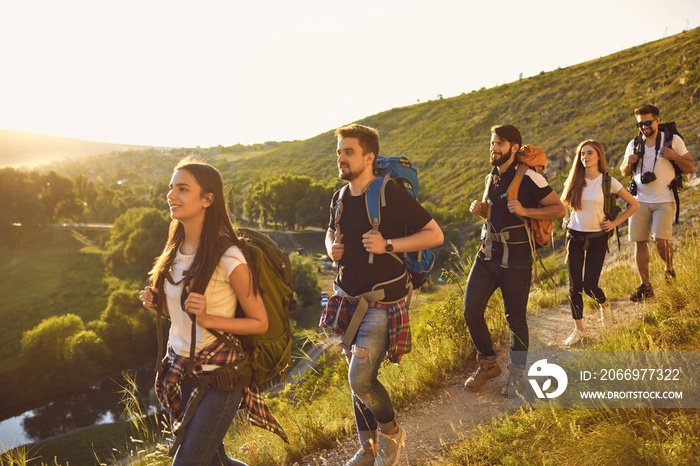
155, 338, 288, 443
320, 295, 411, 364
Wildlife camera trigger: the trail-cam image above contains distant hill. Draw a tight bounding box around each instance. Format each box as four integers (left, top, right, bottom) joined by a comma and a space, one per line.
0, 129, 168, 168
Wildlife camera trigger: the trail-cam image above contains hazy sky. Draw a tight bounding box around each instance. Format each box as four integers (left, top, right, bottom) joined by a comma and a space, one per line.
1, 0, 698, 148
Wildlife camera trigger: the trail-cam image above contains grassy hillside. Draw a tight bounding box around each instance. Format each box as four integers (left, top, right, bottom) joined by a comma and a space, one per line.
221, 27, 700, 221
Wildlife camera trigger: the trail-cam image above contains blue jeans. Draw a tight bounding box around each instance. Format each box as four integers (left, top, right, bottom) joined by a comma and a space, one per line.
345, 305, 395, 445
463, 257, 532, 366
173, 387, 248, 466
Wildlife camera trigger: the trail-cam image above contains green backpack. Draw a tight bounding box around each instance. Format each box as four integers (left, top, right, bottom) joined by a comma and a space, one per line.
230, 228, 296, 384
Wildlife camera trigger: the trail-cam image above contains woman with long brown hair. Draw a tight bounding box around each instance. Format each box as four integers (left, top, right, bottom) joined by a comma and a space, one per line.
561, 140, 639, 346
138, 156, 281, 464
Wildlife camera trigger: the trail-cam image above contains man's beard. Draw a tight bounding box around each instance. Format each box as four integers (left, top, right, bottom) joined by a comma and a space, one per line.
338, 165, 362, 181
490, 151, 510, 167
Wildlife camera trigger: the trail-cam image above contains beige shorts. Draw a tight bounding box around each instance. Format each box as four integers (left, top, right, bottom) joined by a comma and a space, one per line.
628, 202, 675, 242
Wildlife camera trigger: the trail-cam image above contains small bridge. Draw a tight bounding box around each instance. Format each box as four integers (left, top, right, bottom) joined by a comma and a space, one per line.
47, 223, 113, 245
48, 223, 113, 231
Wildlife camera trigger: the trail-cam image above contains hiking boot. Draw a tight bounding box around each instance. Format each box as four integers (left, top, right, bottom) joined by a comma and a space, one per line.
374, 424, 406, 466
629, 284, 654, 302
600, 303, 614, 329
345, 448, 375, 466
665, 269, 677, 283
501, 365, 528, 398
464, 355, 502, 390
564, 328, 585, 346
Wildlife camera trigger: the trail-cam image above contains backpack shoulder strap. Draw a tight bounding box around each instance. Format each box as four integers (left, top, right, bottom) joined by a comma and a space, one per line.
633, 134, 645, 156
506, 163, 528, 202
603, 172, 611, 195
365, 176, 388, 223
183, 235, 236, 374
632, 135, 644, 172
334, 184, 349, 238
365, 176, 387, 264
603, 172, 612, 210
480, 172, 495, 218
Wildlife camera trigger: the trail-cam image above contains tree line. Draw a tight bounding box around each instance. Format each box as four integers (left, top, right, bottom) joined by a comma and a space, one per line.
242, 175, 341, 230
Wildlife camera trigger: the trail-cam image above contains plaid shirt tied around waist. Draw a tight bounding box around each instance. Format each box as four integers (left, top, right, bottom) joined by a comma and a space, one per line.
319, 294, 411, 364
155, 338, 288, 443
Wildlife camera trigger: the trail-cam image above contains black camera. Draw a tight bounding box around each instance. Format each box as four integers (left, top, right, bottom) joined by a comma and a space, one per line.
669, 174, 684, 191
640, 171, 657, 184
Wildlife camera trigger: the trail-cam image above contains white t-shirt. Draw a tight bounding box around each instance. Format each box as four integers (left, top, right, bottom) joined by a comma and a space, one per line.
568, 174, 623, 232
165, 245, 247, 365
624, 133, 688, 204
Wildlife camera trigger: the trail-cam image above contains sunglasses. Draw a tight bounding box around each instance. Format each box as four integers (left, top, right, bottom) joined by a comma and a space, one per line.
637, 120, 655, 129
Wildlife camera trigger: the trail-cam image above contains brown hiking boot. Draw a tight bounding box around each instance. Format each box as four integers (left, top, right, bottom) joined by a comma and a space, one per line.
464, 355, 501, 390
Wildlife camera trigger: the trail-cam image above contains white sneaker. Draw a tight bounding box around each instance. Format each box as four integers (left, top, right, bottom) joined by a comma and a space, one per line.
564, 329, 584, 346
600, 304, 614, 329
345, 448, 375, 466
374, 425, 406, 466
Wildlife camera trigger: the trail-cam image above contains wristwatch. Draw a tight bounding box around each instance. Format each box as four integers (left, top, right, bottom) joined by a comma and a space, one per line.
385, 238, 394, 253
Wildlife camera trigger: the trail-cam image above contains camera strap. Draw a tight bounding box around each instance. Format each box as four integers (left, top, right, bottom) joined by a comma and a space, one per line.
637, 133, 661, 175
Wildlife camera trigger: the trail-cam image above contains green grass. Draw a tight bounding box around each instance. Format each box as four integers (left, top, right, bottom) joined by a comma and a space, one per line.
437, 408, 700, 466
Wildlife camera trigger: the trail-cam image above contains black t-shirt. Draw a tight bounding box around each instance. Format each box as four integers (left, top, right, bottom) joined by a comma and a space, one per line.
329, 181, 433, 297
479, 163, 554, 265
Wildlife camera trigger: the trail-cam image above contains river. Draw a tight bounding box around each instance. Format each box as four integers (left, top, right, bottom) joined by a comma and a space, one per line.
0, 367, 160, 453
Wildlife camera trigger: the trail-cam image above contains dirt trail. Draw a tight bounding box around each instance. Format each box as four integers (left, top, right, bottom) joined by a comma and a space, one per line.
293, 299, 645, 465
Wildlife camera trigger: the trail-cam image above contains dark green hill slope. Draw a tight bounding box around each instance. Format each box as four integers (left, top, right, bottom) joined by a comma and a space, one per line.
223, 27, 700, 220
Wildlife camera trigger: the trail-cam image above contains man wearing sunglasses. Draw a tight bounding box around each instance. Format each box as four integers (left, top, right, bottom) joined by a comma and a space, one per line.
620, 104, 694, 301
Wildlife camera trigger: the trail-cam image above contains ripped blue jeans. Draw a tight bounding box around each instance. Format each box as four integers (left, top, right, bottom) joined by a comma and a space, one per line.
344, 305, 395, 446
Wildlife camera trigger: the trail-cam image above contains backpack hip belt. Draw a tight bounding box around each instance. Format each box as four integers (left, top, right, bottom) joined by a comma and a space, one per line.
333, 283, 388, 350
566, 230, 608, 252
481, 223, 529, 268
181, 355, 253, 392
